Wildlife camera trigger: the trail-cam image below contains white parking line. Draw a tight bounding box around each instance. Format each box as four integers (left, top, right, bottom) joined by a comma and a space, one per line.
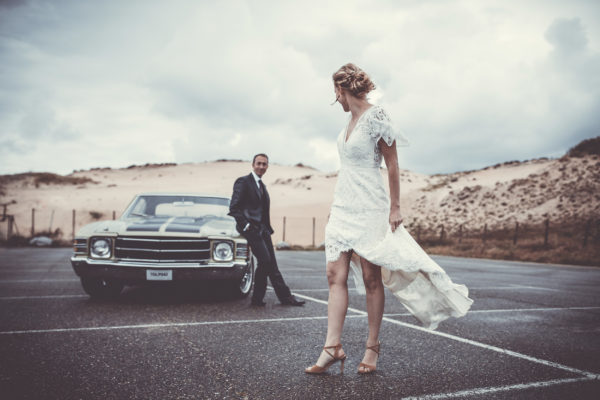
400, 376, 597, 400
0, 295, 88, 300
510, 284, 562, 292
293, 292, 600, 380
0, 279, 79, 283
383, 306, 600, 317
290, 285, 566, 291
0, 269, 73, 272
431, 255, 599, 270
280, 267, 314, 271
468, 286, 561, 291
289, 288, 358, 292
0, 315, 366, 335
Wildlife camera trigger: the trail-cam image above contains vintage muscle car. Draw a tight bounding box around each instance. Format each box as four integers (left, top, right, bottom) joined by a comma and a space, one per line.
70, 193, 254, 299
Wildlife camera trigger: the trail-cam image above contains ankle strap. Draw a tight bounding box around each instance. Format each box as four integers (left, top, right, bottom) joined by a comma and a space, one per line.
366, 342, 380, 355
323, 343, 342, 358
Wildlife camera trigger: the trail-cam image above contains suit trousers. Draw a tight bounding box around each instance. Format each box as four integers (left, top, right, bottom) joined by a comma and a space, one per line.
243, 227, 292, 302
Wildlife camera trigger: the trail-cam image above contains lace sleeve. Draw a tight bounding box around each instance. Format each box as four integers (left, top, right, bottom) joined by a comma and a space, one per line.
368, 106, 409, 147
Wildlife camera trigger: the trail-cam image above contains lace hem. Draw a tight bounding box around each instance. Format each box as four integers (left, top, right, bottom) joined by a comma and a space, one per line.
325, 241, 353, 263
325, 241, 367, 295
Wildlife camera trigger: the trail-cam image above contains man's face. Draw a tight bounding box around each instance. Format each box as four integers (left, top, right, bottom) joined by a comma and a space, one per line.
252, 156, 268, 177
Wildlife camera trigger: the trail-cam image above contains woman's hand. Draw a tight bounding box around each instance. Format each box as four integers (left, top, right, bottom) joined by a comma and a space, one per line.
389, 207, 403, 232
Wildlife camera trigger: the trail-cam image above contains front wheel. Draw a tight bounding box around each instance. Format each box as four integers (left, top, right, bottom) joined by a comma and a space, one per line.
80, 277, 124, 299
230, 256, 255, 298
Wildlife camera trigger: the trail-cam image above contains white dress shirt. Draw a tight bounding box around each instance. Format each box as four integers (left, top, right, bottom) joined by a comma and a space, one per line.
251, 171, 262, 189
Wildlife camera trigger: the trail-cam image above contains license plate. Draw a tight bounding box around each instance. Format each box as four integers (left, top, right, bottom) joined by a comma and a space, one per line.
146, 269, 173, 281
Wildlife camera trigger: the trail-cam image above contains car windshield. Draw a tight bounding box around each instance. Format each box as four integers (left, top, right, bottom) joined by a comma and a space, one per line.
123, 195, 230, 219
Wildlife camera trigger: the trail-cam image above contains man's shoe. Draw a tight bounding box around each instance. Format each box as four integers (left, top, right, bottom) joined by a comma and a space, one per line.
280, 295, 305, 306
251, 299, 266, 306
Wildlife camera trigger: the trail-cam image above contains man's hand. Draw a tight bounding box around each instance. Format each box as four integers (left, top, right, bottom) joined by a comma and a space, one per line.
389, 207, 403, 233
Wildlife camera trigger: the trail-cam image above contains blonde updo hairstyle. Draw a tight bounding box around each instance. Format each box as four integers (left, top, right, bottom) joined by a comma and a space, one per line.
332, 63, 375, 98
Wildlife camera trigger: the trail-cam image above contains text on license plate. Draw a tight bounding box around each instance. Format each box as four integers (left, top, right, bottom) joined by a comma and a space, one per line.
146, 269, 173, 281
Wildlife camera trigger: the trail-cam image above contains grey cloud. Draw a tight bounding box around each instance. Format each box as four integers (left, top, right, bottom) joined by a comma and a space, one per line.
0, 137, 27, 155
1, 1, 600, 176
0, 0, 27, 10
545, 18, 588, 54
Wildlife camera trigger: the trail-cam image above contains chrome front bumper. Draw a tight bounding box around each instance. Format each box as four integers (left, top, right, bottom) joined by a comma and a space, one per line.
70, 256, 250, 283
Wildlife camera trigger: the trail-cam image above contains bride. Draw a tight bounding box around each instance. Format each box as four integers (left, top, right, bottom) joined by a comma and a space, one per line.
305, 63, 473, 375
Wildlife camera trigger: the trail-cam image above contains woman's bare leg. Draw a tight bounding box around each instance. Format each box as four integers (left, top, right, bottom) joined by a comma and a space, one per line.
359, 257, 384, 371
312, 251, 351, 367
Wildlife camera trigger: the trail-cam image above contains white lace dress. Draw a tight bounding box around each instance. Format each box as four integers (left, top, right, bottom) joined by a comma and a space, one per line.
324, 105, 473, 330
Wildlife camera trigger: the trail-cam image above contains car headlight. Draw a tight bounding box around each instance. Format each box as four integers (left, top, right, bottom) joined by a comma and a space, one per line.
213, 241, 233, 261
90, 237, 112, 259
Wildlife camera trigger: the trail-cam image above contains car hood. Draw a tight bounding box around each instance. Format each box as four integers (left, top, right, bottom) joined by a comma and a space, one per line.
77, 216, 240, 238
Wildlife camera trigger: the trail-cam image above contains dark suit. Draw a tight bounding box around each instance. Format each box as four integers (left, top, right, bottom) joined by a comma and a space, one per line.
229, 173, 292, 303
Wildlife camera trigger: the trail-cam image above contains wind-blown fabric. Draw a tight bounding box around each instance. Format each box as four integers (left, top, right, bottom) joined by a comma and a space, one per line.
324, 105, 472, 330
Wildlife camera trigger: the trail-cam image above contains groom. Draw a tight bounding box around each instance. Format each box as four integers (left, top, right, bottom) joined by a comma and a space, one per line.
229, 154, 305, 307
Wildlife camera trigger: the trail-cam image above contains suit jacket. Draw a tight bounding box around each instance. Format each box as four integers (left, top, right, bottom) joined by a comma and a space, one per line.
229, 173, 274, 235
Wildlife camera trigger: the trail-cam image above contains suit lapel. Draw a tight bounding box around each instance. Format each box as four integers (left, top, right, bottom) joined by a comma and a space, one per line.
263, 182, 270, 205
247, 173, 262, 200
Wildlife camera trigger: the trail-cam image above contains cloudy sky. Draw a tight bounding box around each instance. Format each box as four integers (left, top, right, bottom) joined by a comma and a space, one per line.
0, 0, 599, 176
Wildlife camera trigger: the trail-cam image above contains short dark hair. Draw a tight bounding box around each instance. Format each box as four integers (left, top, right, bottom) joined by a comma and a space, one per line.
252, 153, 269, 164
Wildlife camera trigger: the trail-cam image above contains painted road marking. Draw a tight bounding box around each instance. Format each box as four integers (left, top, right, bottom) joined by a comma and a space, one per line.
400, 376, 598, 400
0, 294, 88, 300
510, 284, 562, 292
0, 279, 79, 283
383, 306, 600, 317
293, 292, 600, 380
0, 315, 366, 335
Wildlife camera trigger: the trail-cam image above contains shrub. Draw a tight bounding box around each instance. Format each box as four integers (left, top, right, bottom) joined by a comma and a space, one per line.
89, 211, 104, 220
567, 136, 600, 157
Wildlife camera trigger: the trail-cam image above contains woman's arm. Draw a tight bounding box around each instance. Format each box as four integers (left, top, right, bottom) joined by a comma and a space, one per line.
380, 140, 403, 232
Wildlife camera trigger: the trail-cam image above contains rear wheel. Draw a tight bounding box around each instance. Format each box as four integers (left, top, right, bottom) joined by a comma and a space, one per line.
80, 277, 124, 299
230, 256, 255, 298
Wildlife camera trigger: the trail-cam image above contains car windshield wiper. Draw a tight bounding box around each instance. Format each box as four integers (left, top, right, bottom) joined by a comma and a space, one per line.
128, 212, 149, 217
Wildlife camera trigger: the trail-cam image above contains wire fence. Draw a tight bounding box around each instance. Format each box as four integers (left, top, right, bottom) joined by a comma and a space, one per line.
0, 208, 119, 243
1, 207, 599, 252
406, 219, 600, 249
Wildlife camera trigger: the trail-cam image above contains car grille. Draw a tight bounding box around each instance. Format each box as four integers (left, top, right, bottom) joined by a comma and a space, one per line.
114, 237, 211, 263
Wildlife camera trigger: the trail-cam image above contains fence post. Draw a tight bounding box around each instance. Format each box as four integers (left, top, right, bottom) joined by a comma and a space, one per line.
31, 208, 35, 237
583, 219, 591, 247
282, 216, 286, 242
482, 224, 487, 243
458, 224, 463, 244
2, 205, 6, 220
544, 219, 549, 247
439, 224, 445, 242
8, 216, 14, 239
312, 217, 316, 247
513, 222, 519, 245
72, 209, 76, 240
49, 210, 55, 232
113, 211, 116, 220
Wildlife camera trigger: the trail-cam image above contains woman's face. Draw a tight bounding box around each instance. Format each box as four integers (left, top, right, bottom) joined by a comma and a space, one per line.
334, 85, 350, 112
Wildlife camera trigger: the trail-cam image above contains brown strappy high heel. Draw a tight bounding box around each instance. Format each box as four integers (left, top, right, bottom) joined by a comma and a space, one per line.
358, 341, 380, 374
304, 344, 347, 374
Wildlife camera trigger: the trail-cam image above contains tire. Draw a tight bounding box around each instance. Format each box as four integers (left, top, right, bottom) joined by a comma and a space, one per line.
80, 277, 124, 299
230, 255, 255, 298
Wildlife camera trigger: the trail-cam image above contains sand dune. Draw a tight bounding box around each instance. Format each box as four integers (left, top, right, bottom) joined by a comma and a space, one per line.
1, 153, 598, 246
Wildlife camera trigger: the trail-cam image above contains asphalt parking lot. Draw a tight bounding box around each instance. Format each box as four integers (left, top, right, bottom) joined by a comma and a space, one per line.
0, 247, 599, 399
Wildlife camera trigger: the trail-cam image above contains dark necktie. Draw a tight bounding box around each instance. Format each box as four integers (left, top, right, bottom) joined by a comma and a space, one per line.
258, 179, 265, 197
